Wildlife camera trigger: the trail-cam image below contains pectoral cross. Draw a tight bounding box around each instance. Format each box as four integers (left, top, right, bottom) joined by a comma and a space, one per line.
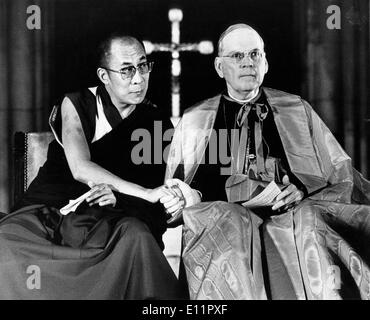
143, 8, 214, 126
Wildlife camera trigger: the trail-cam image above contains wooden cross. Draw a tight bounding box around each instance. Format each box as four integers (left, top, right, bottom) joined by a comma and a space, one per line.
143, 8, 214, 126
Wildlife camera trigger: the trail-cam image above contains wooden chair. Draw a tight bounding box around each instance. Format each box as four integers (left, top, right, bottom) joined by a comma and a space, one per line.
13, 131, 183, 277
13, 131, 55, 207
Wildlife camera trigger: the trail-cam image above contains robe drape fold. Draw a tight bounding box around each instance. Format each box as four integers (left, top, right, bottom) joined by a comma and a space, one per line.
166, 87, 370, 299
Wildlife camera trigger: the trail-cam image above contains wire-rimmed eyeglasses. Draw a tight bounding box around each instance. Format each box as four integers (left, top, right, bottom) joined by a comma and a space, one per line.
220, 49, 264, 64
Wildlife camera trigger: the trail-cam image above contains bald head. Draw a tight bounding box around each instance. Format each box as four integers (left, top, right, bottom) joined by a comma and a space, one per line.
214, 23, 268, 100
217, 24, 264, 56
97, 33, 145, 68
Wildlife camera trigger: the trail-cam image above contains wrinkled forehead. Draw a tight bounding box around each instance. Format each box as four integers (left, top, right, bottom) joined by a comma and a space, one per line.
109, 40, 146, 65
219, 28, 264, 55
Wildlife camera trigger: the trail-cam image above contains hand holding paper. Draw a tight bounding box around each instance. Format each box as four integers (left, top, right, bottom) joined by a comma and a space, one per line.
271, 175, 304, 210
241, 180, 282, 208
59, 182, 118, 215
240, 175, 304, 210
59, 189, 95, 215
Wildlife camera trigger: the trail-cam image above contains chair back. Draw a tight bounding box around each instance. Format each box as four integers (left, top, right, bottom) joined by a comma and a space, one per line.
13, 132, 55, 205
11, 131, 183, 278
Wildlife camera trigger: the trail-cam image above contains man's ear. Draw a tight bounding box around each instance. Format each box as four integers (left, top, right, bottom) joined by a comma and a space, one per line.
214, 57, 224, 79
264, 57, 269, 74
97, 68, 109, 85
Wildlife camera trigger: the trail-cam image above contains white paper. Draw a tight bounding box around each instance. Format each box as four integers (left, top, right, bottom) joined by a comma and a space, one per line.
59, 189, 95, 215
241, 180, 281, 208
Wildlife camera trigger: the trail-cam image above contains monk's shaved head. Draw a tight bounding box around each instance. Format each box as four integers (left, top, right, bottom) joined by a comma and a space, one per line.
97, 33, 145, 68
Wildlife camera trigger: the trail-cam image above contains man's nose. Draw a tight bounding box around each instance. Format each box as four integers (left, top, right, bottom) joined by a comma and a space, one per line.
131, 68, 144, 84
239, 54, 254, 67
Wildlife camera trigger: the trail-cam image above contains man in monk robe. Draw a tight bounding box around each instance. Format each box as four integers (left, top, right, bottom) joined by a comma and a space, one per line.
162, 24, 370, 300
0, 33, 183, 299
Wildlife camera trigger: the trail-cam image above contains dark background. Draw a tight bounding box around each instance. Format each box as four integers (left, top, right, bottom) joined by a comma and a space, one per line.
53, 0, 301, 117
0, 0, 369, 212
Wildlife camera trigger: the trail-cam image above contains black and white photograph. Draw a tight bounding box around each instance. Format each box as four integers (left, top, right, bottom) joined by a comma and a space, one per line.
0, 0, 369, 308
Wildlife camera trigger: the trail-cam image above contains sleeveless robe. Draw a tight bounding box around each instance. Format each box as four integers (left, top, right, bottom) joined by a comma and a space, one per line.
0, 85, 183, 299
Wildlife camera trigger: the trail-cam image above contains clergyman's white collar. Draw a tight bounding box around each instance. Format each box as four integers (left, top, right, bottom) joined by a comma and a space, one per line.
228, 89, 260, 103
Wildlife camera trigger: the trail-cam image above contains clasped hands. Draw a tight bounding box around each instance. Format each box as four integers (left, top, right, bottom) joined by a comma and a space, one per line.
157, 174, 304, 217
157, 179, 201, 216
82, 175, 303, 215
82, 180, 197, 212
83, 180, 199, 215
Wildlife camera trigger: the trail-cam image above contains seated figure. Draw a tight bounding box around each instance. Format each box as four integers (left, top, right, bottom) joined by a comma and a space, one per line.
162, 24, 370, 300
0, 33, 183, 299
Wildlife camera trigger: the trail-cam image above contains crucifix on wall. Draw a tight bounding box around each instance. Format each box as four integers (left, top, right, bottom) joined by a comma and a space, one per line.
143, 8, 214, 126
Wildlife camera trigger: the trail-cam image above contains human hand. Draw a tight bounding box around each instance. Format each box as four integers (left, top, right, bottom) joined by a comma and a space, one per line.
145, 185, 176, 203
86, 182, 117, 207
160, 179, 201, 215
160, 182, 185, 215
272, 175, 304, 211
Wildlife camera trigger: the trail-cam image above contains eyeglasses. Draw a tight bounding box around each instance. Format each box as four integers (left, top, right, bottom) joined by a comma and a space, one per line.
102, 61, 154, 80
220, 49, 264, 64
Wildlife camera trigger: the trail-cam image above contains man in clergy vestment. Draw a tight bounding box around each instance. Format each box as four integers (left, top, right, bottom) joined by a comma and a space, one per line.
162, 24, 370, 300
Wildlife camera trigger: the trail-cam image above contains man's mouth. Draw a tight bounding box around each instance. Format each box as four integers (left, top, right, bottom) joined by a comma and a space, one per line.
240, 74, 256, 78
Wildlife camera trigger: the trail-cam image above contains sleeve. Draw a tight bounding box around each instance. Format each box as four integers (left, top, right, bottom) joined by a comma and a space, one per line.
352, 168, 370, 204
165, 118, 185, 181
64, 91, 96, 144
49, 90, 96, 146
303, 100, 354, 203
